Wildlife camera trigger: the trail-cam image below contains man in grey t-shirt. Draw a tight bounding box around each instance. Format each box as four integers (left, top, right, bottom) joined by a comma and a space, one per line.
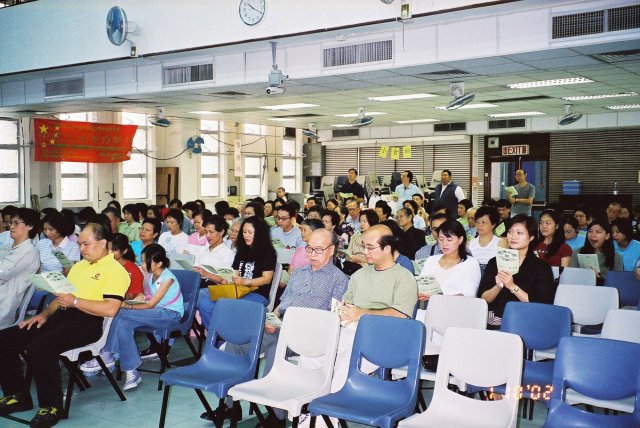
508, 169, 535, 216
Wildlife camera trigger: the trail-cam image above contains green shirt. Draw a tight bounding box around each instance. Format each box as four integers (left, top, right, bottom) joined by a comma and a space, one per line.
118, 221, 141, 242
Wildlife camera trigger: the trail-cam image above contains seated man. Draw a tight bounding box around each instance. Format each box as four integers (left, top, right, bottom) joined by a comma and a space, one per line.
0, 223, 129, 428
270, 204, 303, 249
206, 229, 349, 423
332, 224, 418, 391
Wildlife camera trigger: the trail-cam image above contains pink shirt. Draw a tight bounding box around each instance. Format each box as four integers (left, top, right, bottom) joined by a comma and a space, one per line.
188, 233, 208, 246
289, 245, 310, 270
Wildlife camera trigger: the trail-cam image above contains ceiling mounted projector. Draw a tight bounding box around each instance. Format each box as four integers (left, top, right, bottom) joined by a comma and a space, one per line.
350, 107, 374, 127
149, 107, 171, 127
559, 104, 583, 126
446, 82, 475, 110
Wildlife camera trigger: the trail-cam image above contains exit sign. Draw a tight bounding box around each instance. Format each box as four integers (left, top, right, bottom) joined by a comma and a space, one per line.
502, 144, 529, 156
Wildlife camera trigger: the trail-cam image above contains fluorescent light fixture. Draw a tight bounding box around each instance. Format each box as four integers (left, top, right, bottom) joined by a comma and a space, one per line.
392, 119, 439, 124
190, 111, 220, 115
507, 77, 593, 89
604, 104, 640, 110
487, 112, 545, 118
367, 93, 437, 101
334, 112, 387, 118
435, 103, 497, 110
268, 118, 294, 122
259, 103, 319, 110
330, 124, 353, 128
563, 92, 638, 101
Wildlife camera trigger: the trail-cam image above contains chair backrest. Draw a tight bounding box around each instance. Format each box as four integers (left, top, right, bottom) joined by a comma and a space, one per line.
546, 336, 640, 426
423, 295, 488, 355
551, 266, 560, 280
601, 309, 640, 343
321, 176, 336, 188
171, 270, 201, 335
61, 317, 114, 361
203, 299, 265, 392
267, 263, 283, 312
347, 315, 425, 416
558, 267, 596, 286
12, 283, 35, 327
554, 284, 619, 325
434, 328, 523, 428
501, 302, 571, 351
381, 174, 392, 187
272, 308, 340, 390
428, 170, 443, 190
604, 270, 640, 307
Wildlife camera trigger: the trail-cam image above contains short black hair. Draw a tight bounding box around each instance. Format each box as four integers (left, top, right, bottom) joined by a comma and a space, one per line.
142, 217, 162, 235
458, 199, 473, 211
404, 170, 413, 181
214, 200, 230, 215
307, 205, 325, 217
376, 203, 392, 219
78, 207, 97, 224
359, 209, 379, 227
348, 168, 358, 175
322, 210, 340, 227
142, 243, 170, 271
474, 206, 499, 225
14, 208, 41, 239
165, 208, 184, 225
442, 169, 452, 176
169, 198, 183, 209
122, 204, 140, 221
42, 211, 75, 238
203, 215, 229, 235
403, 199, 419, 214
245, 201, 265, 218
110, 233, 135, 262
277, 203, 297, 219
496, 198, 512, 209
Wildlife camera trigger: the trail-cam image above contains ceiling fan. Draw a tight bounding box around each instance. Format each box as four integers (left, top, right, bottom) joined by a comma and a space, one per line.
301, 122, 320, 140
148, 107, 171, 127
446, 82, 475, 110
350, 107, 374, 127
558, 104, 583, 126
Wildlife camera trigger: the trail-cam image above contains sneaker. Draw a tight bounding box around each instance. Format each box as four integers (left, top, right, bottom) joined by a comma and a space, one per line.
139, 347, 159, 360
29, 406, 61, 428
123, 369, 142, 391
80, 351, 115, 373
0, 393, 33, 416
200, 401, 242, 422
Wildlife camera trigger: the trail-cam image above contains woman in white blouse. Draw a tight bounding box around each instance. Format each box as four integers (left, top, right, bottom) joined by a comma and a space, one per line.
419, 219, 481, 300
468, 206, 507, 274
158, 208, 189, 255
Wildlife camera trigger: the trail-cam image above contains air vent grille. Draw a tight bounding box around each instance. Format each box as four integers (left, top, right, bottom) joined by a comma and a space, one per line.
488, 119, 526, 129
163, 63, 214, 85
323, 40, 393, 68
332, 128, 360, 138
552, 5, 640, 39
592, 49, 640, 63
418, 69, 475, 80
44, 78, 84, 98
434, 122, 466, 132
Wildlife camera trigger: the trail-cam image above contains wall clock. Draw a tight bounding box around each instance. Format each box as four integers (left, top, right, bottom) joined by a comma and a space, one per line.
239, 0, 265, 26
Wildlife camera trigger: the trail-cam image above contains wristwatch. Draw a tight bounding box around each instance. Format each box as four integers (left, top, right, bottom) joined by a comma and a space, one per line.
72, 297, 78, 307
511, 286, 520, 294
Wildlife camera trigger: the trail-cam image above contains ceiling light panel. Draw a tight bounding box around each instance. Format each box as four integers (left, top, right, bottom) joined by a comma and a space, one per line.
392, 119, 440, 124
190, 111, 220, 115
367, 93, 437, 101
330, 124, 354, 127
487, 112, 545, 118
268, 118, 294, 122
259, 103, 319, 110
334, 112, 387, 117
507, 77, 594, 89
562, 92, 638, 101
605, 104, 640, 110
434, 103, 497, 110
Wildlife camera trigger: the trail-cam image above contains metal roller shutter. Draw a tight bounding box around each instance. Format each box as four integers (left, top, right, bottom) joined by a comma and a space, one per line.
434, 143, 472, 200
325, 147, 358, 176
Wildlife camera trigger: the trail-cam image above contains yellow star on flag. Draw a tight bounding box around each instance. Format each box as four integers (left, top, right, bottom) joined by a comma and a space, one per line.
50, 138, 55, 145
39, 124, 48, 135
55, 125, 60, 131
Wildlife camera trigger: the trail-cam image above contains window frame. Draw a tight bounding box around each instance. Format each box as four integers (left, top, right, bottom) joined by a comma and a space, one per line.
122, 112, 151, 200
0, 119, 22, 204
60, 112, 94, 202
199, 121, 222, 198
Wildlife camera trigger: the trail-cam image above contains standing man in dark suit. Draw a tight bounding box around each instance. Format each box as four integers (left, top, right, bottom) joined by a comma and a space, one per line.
433, 169, 465, 219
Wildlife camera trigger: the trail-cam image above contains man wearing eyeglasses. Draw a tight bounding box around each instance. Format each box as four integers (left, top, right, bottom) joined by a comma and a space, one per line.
345, 199, 361, 233
331, 224, 418, 392
270, 204, 303, 249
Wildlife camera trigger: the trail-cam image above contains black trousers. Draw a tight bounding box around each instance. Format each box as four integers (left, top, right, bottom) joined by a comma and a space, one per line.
0, 308, 102, 409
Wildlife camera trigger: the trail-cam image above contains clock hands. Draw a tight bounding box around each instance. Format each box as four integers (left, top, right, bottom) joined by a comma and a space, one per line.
246, 1, 261, 13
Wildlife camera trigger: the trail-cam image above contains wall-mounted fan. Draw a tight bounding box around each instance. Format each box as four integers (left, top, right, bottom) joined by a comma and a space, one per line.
351, 107, 374, 127
302, 122, 320, 140
446, 82, 475, 110
149, 107, 172, 127
559, 104, 583, 126
186, 136, 204, 158
106, 6, 129, 46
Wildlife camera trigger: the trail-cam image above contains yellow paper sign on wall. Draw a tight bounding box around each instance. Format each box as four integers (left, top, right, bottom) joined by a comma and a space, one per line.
391, 147, 400, 160
403, 145, 412, 159
378, 145, 389, 158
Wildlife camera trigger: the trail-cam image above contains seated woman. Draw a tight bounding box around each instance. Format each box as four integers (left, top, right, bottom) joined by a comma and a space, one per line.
468, 206, 508, 275
158, 208, 189, 255
29, 211, 81, 311
224, 218, 242, 253
131, 218, 161, 265
0, 223, 129, 427
0, 208, 41, 328
325, 198, 339, 212
110, 234, 144, 301
478, 214, 555, 329
456, 199, 474, 232
118, 204, 141, 242
396, 207, 425, 260
563, 216, 586, 252
341, 210, 378, 275
611, 218, 640, 271
186, 208, 208, 249
570, 219, 623, 284
99, 244, 183, 391
403, 199, 426, 231
573, 206, 591, 236
374, 200, 393, 222
536, 209, 572, 267
412, 193, 430, 227
334, 205, 355, 239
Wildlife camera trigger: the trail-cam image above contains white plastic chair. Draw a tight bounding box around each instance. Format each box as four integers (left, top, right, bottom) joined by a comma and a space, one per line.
558, 267, 596, 286
399, 327, 523, 428
229, 308, 341, 427
276, 248, 295, 265
59, 317, 126, 417
565, 309, 640, 413
267, 263, 283, 312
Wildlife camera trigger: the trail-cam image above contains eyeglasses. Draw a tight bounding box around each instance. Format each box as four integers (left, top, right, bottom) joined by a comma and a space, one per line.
6, 220, 24, 227
305, 244, 334, 255
347, 207, 358, 211
363, 245, 380, 251
276, 216, 290, 221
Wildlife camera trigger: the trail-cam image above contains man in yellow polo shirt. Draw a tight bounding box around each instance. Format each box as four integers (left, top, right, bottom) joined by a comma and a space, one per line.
0, 222, 129, 428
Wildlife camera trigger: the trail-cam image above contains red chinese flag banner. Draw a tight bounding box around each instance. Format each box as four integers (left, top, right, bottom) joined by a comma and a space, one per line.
34, 119, 137, 163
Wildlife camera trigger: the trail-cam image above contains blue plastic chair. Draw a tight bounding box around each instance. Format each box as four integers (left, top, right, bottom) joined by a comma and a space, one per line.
605, 271, 640, 307
158, 299, 265, 428
543, 336, 640, 428
307, 315, 425, 428
135, 269, 200, 390
499, 302, 572, 420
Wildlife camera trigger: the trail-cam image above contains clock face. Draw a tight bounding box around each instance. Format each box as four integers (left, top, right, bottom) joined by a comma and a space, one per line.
239, 0, 265, 26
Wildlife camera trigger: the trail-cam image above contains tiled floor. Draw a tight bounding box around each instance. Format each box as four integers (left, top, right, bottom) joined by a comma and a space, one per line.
1, 335, 551, 428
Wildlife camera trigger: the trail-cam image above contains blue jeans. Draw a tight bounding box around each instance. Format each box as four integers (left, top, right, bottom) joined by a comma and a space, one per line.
104, 307, 180, 371
197, 290, 268, 330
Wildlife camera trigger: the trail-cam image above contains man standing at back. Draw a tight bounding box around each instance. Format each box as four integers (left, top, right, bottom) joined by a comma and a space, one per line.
433, 169, 465, 218
507, 169, 535, 216
339, 168, 366, 204
394, 170, 422, 210
331, 224, 418, 391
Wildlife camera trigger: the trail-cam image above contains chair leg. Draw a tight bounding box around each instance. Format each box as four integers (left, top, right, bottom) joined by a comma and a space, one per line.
63, 369, 74, 419
96, 356, 126, 401
157, 340, 171, 391
251, 402, 267, 427
215, 398, 226, 428
158, 385, 170, 428
322, 415, 334, 428
337, 419, 348, 428
310, 416, 317, 428
528, 398, 535, 420
194, 389, 215, 420
292, 416, 300, 428
522, 398, 528, 419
